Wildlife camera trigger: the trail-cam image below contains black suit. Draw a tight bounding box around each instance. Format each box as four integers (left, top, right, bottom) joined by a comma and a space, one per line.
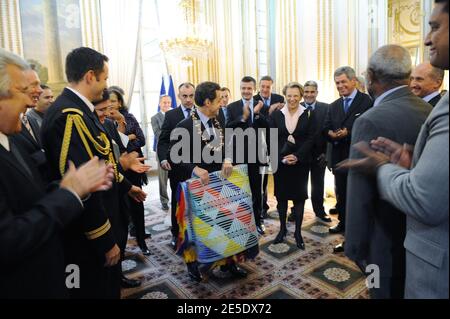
428, 94, 442, 108
226, 99, 270, 227
302, 101, 330, 215
158, 106, 225, 238
10, 117, 48, 181
254, 93, 284, 214
158, 106, 191, 238
169, 110, 225, 179
324, 91, 373, 225
0, 139, 82, 298
41, 88, 132, 298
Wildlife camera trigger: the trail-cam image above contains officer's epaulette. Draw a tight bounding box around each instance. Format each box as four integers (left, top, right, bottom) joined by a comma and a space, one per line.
62, 108, 83, 116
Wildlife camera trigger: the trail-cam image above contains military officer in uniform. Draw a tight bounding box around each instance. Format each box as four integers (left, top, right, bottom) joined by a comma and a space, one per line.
41, 47, 146, 299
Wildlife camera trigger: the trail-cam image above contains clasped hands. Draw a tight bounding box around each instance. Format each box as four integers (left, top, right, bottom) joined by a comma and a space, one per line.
329, 128, 349, 140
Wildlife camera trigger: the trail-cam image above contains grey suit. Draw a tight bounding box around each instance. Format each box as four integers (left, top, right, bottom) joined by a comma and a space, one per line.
377, 92, 449, 299
346, 87, 432, 299
151, 112, 169, 206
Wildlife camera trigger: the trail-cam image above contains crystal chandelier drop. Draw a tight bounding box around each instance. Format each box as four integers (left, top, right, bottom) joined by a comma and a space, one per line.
160, 0, 213, 67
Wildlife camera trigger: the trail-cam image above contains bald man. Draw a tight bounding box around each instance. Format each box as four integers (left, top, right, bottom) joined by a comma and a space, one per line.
410, 62, 445, 107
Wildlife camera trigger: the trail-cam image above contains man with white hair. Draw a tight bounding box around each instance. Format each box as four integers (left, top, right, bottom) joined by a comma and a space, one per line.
344, 45, 432, 298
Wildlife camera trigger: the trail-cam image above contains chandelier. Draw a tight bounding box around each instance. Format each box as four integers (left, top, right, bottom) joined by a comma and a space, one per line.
160, 0, 213, 67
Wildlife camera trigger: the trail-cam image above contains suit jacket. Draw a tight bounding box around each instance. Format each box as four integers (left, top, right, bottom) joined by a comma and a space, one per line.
377, 92, 449, 299
0, 140, 82, 298
169, 109, 226, 183
157, 107, 188, 167
302, 101, 330, 158
428, 94, 442, 108
345, 87, 432, 298
11, 117, 46, 166
41, 88, 132, 297
151, 111, 165, 152
254, 93, 285, 106
226, 99, 270, 165
324, 91, 373, 167
26, 108, 45, 130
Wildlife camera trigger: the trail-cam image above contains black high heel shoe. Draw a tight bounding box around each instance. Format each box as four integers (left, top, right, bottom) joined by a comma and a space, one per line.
294, 233, 305, 250
274, 229, 287, 244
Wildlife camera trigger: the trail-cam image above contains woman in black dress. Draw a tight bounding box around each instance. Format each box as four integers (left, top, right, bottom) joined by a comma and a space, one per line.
270, 82, 316, 250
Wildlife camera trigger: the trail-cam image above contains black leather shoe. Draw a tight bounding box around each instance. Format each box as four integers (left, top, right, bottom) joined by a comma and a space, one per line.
121, 275, 141, 288
260, 210, 269, 219
228, 264, 248, 278
274, 229, 287, 244
187, 263, 202, 282
333, 242, 345, 253
316, 213, 332, 223
144, 232, 152, 239
294, 233, 305, 250
162, 203, 169, 211
140, 248, 152, 256
256, 225, 266, 235
171, 236, 177, 250
329, 223, 345, 234
329, 208, 339, 215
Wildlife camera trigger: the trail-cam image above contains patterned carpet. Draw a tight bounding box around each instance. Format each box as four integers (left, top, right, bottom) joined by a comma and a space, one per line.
121, 175, 369, 300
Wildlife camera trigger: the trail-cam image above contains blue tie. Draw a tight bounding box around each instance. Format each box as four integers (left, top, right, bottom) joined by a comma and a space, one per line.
343, 98, 351, 113
305, 104, 313, 111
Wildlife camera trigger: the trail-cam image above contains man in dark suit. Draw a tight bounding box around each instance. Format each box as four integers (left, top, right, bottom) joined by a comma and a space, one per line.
41, 47, 146, 298
151, 95, 172, 211
324, 66, 373, 238
10, 68, 48, 180
226, 76, 269, 235
410, 61, 445, 107
253, 76, 285, 219
0, 48, 114, 298
298, 81, 332, 223
345, 45, 432, 298
168, 81, 249, 282
157, 83, 196, 248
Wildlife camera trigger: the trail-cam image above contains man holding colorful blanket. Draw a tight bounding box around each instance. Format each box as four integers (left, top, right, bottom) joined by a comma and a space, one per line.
168, 81, 259, 282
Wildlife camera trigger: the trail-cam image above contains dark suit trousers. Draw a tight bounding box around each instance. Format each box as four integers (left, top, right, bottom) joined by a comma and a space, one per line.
170, 177, 179, 238
333, 169, 348, 226
309, 161, 326, 215
125, 171, 147, 248
262, 174, 269, 212
248, 163, 263, 227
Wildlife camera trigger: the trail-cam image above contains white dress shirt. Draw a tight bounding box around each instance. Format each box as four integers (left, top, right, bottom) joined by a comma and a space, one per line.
0, 131, 10, 151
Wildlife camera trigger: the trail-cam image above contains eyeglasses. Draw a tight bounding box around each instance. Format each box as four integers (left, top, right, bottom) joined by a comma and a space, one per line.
181, 94, 194, 99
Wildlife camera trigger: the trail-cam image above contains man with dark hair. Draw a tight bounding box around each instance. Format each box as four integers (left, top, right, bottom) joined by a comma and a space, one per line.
226, 76, 267, 235
169, 81, 250, 282
289, 81, 332, 223
41, 47, 147, 298
324, 66, 373, 250
410, 62, 445, 107
220, 87, 231, 123
158, 82, 196, 248
254, 76, 285, 219
27, 84, 54, 128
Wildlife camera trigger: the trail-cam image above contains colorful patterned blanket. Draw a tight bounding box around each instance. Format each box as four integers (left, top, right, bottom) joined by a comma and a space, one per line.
176, 165, 259, 265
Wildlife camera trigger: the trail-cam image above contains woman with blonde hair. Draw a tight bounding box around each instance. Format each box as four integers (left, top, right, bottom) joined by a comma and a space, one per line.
270, 82, 316, 250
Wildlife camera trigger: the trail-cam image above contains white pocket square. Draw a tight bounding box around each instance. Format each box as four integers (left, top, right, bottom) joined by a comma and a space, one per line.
355, 113, 361, 117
